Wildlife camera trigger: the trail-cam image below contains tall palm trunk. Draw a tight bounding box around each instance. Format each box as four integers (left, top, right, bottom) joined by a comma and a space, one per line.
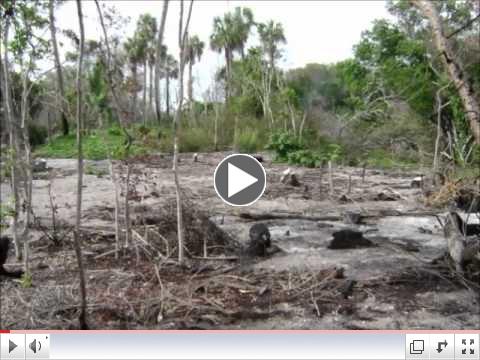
224, 47, 232, 100
49, 0, 69, 136
148, 61, 154, 116
132, 64, 138, 122
74, 0, 88, 330
413, 0, 480, 144
166, 73, 170, 119
188, 60, 194, 122
155, 0, 169, 124
143, 59, 148, 125
173, 0, 193, 264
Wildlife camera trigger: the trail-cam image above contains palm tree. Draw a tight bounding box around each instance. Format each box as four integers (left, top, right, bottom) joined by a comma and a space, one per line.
232, 7, 254, 60
124, 35, 144, 122
210, 12, 236, 100
257, 20, 286, 70
185, 35, 204, 116
210, 7, 254, 101
164, 53, 178, 119
136, 14, 157, 125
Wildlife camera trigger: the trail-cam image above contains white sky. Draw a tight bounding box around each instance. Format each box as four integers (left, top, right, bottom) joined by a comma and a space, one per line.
55, 0, 393, 97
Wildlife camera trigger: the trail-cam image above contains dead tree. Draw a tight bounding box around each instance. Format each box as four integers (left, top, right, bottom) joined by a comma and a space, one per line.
154, 0, 169, 124
173, 0, 194, 263
19, 59, 34, 275
109, 161, 121, 258
412, 1, 480, 144
74, 0, 88, 330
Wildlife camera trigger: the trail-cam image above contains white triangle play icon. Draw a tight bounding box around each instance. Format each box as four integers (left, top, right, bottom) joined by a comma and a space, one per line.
228, 162, 258, 198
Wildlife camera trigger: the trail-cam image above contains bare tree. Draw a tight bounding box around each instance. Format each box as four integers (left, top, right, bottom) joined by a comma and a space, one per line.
173, 0, 194, 263
412, 0, 480, 144
20, 60, 34, 275
154, 0, 169, 124
95, 0, 134, 255
1, 17, 22, 260
49, 0, 69, 136
74, 0, 88, 330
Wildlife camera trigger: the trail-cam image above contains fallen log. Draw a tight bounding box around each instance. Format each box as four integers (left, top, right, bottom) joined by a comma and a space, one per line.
238, 211, 440, 222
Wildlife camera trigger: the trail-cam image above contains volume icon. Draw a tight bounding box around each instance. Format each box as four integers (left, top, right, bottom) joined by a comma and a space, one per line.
29, 338, 41, 354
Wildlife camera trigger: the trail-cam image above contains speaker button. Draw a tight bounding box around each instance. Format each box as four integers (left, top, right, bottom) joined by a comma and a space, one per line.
25, 334, 49, 359
0, 334, 25, 359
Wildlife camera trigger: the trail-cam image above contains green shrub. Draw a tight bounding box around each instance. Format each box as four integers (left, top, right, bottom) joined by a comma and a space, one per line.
236, 128, 262, 153
287, 149, 322, 168
28, 123, 48, 147
266, 131, 303, 161
180, 127, 212, 152
107, 126, 122, 136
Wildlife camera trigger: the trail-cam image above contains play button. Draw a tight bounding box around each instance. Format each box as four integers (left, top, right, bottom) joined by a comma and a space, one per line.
214, 154, 266, 206
9, 340, 17, 353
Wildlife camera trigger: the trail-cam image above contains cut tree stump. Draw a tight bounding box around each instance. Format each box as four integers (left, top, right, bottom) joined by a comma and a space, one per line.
328, 230, 375, 249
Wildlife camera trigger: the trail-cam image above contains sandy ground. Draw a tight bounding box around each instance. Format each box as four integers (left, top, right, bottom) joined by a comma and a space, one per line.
0, 152, 479, 329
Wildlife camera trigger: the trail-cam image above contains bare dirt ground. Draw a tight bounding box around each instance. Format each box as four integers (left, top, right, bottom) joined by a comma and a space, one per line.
1, 152, 479, 329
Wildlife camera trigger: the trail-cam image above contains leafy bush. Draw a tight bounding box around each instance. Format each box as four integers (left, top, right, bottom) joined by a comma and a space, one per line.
180, 127, 212, 152
107, 126, 122, 136
236, 128, 262, 153
266, 131, 303, 161
266, 131, 343, 167
28, 123, 48, 147
287, 149, 322, 168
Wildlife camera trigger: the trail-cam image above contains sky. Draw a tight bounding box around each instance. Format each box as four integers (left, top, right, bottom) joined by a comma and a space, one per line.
55, 0, 393, 98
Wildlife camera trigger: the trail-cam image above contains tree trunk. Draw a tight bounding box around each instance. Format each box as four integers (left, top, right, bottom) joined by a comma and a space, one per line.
224, 48, 231, 101
149, 61, 153, 117
95, 0, 132, 148
74, 0, 88, 330
49, 0, 69, 136
155, 0, 170, 124
143, 59, 148, 126
173, 0, 193, 264
188, 60, 194, 123
166, 73, 170, 119
20, 60, 34, 276
413, 0, 480, 144
124, 162, 131, 248
214, 102, 219, 151
109, 161, 121, 259
132, 64, 138, 123
2, 18, 21, 261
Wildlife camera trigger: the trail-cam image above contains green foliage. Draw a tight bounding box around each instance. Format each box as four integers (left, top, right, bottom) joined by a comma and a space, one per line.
0, 202, 15, 231
287, 150, 322, 168
20, 273, 33, 288
364, 148, 417, 169
266, 132, 303, 161
35, 130, 148, 160
236, 128, 263, 153
180, 127, 212, 152
28, 123, 48, 147
266, 131, 343, 167
87, 60, 111, 125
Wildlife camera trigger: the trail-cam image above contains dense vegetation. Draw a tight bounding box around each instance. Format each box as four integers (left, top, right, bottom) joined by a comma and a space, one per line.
1, 1, 479, 171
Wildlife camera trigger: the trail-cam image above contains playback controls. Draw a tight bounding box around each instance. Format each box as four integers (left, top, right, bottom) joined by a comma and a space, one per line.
0, 334, 50, 359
